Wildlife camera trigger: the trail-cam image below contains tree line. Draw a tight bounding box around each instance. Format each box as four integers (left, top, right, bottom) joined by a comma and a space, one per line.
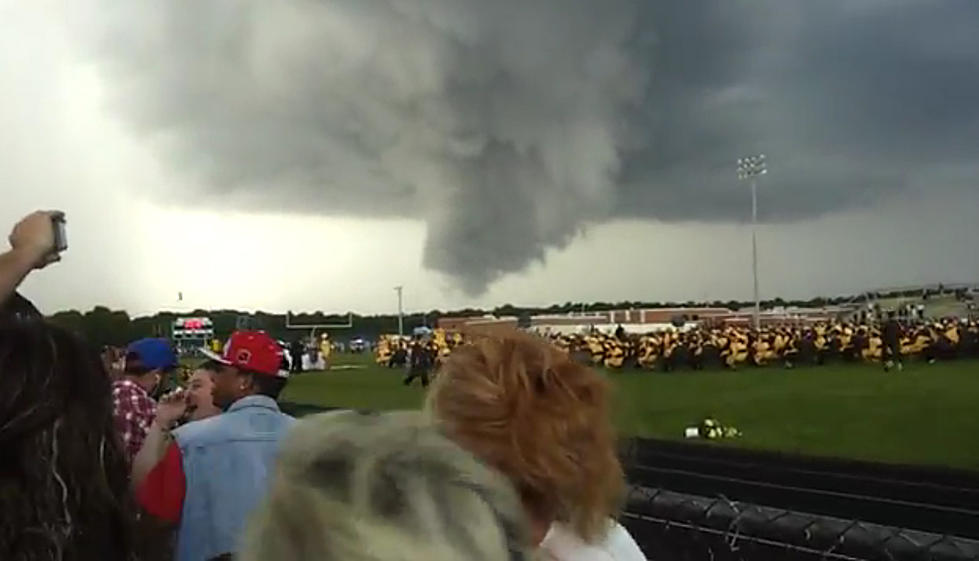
45, 294, 893, 348
48, 284, 969, 348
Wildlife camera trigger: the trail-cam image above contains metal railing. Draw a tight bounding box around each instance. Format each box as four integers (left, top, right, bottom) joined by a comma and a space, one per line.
622, 486, 979, 561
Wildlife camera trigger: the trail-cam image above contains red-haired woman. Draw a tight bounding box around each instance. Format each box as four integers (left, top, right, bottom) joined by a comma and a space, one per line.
427, 332, 645, 561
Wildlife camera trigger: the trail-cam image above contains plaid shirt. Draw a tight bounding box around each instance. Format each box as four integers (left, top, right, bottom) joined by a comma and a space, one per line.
112, 378, 157, 465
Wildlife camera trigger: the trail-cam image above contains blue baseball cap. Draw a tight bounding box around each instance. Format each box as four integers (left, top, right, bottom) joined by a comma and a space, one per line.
126, 338, 178, 372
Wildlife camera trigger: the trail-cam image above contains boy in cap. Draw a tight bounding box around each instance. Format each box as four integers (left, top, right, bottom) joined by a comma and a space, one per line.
137, 330, 295, 561
113, 337, 178, 464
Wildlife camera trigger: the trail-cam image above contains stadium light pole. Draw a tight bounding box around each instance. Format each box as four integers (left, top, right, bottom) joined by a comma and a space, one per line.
737, 154, 767, 332
394, 285, 404, 337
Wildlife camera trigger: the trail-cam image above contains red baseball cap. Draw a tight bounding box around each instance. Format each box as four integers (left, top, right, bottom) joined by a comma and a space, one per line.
201, 330, 286, 378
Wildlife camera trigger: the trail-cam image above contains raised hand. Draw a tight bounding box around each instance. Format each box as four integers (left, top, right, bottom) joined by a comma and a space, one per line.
8, 210, 62, 268
154, 388, 189, 428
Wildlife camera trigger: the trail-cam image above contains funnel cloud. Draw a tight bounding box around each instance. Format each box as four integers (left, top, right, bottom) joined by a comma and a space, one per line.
88, 0, 979, 294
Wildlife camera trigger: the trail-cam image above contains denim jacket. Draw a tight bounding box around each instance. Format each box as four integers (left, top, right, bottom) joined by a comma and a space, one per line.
171, 395, 295, 561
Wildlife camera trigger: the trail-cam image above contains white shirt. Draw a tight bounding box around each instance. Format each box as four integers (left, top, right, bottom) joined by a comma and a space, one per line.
539, 520, 646, 561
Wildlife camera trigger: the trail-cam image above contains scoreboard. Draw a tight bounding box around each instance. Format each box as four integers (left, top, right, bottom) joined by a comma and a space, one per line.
172, 317, 214, 347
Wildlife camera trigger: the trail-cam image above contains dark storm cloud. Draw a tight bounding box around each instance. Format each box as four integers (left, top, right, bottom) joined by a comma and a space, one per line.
92, 0, 643, 294
89, 0, 979, 292
618, 0, 979, 222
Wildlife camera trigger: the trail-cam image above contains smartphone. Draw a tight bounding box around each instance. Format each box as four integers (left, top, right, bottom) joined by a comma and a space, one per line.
52, 214, 68, 252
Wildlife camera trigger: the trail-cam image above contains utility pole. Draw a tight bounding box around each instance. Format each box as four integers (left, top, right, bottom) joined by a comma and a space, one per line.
751, 177, 759, 331
394, 286, 404, 337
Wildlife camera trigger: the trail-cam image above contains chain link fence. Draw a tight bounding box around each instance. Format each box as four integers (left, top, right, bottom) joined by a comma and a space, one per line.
622, 485, 979, 561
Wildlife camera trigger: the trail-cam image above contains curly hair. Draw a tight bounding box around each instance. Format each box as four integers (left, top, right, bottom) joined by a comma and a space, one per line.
0, 320, 136, 561
426, 332, 624, 543
241, 410, 530, 561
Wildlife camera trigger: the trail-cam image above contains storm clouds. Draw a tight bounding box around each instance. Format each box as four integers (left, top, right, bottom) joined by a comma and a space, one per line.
87, 0, 979, 293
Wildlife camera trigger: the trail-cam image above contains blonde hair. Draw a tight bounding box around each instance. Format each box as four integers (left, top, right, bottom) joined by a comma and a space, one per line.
426, 332, 624, 543
240, 411, 529, 561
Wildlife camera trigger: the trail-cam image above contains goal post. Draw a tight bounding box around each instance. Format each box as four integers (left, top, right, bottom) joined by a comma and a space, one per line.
285, 311, 354, 339
282, 312, 357, 371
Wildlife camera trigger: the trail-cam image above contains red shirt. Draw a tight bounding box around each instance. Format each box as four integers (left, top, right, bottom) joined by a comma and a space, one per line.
111, 379, 157, 464
138, 442, 187, 523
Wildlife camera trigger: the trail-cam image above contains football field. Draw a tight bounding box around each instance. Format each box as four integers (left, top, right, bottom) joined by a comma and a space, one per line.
279, 353, 979, 471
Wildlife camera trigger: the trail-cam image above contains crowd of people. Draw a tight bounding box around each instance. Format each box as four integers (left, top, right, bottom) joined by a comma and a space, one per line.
553, 318, 979, 372
1, 210, 646, 561
375, 318, 978, 377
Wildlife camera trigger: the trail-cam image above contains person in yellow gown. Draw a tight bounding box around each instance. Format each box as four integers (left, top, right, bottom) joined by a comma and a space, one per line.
637, 336, 658, 370
319, 334, 332, 368
603, 339, 625, 369
376, 336, 393, 365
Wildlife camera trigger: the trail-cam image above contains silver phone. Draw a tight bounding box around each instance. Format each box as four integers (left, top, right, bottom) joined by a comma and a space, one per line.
52, 215, 67, 252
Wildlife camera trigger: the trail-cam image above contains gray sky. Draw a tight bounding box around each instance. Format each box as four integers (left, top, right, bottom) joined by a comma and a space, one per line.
3, 0, 978, 316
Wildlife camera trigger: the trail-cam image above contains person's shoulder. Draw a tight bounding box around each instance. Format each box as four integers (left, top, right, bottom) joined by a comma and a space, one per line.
601, 521, 646, 561
540, 521, 646, 561
112, 380, 142, 402
274, 410, 297, 434
235, 400, 295, 422
222, 403, 295, 435
540, 523, 596, 561
540, 523, 617, 561
172, 414, 227, 445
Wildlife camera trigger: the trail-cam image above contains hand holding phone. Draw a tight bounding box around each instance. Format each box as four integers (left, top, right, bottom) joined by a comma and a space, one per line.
52, 213, 67, 253
8, 210, 65, 268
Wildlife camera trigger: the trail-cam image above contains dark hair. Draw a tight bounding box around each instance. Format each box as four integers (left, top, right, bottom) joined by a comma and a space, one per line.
0, 292, 42, 322
197, 359, 226, 374
0, 320, 136, 561
252, 374, 287, 400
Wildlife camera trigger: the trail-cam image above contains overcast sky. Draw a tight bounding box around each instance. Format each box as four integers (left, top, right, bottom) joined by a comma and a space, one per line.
3, 0, 978, 316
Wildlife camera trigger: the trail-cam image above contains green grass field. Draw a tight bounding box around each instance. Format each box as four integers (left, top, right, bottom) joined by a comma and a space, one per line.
280, 353, 979, 471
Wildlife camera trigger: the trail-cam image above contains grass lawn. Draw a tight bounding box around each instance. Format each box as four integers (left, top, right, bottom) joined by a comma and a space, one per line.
279, 353, 979, 471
